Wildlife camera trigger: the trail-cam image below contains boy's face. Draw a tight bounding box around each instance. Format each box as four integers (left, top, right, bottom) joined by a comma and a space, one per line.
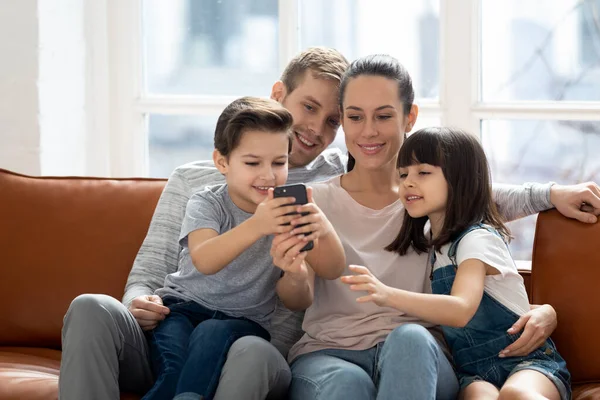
272, 71, 341, 168
215, 130, 290, 213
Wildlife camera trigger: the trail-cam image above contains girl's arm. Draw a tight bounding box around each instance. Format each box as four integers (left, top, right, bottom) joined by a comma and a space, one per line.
342, 260, 488, 328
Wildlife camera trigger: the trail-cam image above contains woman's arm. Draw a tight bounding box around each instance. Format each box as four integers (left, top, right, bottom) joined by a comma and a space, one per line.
341, 260, 488, 328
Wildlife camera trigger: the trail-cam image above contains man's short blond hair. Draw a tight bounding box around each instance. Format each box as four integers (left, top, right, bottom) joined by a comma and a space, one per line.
280, 47, 349, 93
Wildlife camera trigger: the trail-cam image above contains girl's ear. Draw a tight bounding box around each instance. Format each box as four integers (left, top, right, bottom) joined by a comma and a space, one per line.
405, 104, 419, 133
213, 149, 228, 175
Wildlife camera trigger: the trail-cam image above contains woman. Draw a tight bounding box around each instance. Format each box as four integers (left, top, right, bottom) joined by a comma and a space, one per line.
272, 54, 561, 400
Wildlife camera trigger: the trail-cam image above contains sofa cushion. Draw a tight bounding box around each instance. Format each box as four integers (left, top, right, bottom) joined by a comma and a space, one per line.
0, 347, 60, 400
532, 209, 600, 384
0, 169, 166, 348
0, 347, 141, 400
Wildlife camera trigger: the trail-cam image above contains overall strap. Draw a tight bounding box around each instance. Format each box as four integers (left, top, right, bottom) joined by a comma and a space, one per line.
447, 223, 503, 265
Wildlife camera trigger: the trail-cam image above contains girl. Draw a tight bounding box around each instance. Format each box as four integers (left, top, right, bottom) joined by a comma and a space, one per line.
344, 126, 570, 399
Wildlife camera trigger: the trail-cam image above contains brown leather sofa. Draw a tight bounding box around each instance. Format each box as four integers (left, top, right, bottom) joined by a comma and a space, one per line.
1, 168, 599, 399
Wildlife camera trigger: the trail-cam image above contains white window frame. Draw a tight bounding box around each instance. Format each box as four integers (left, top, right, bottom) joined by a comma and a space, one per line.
106, 0, 600, 177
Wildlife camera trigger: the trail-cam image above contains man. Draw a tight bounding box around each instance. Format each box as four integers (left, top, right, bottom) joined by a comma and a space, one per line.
59, 47, 600, 400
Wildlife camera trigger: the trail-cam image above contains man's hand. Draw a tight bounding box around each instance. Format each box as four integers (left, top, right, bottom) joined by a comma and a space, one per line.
251, 189, 298, 236
499, 304, 557, 357
128, 295, 170, 331
550, 182, 600, 223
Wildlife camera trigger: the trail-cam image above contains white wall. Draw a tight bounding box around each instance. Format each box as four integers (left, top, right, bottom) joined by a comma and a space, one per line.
38, 0, 87, 175
0, 0, 110, 176
0, 0, 41, 175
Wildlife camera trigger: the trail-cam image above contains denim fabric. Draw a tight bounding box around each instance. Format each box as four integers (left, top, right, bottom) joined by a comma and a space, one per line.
142, 296, 270, 400
289, 324, 459, 400
431, 224, 571, 399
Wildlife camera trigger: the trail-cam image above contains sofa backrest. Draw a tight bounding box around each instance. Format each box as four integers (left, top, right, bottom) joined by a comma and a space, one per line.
532, 209, 600, 384
0, 169, 166, 349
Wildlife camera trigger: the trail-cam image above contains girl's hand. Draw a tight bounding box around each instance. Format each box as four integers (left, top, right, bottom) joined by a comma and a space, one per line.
251, 189, 299, 236
271, 231, 309, 281
341, 265, 392, 307
289, 187, 334, 242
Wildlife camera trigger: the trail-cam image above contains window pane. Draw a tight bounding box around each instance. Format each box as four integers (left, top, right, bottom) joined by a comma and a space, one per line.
300, 0, 440, 99
143, 0, 279, 96
482, 119, 600, 259
481, 0, 600, 101
148, 114, 218, 178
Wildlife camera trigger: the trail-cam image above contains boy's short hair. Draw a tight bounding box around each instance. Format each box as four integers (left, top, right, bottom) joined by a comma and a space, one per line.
280, 47, 349, 94
214, 97, 293, 157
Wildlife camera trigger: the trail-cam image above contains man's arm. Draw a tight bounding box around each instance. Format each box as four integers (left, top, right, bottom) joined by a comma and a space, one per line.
123, 168, 192, 307
492, 182, 553, 222
493, 181, 600, 223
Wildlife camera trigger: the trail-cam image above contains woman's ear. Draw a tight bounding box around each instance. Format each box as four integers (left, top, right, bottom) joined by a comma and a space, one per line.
405, 104, 419, 132
270, 81, 287, 103
213, 149, 228, 175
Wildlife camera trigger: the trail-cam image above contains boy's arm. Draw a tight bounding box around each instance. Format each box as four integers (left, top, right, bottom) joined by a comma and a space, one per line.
188, 189, 299, 275
276, 259, 315, 311
123, 168, 191, 308
188, 221, 262, 275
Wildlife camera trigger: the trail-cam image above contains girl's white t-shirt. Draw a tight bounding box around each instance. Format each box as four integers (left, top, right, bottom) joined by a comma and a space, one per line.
433, 229, 531, 316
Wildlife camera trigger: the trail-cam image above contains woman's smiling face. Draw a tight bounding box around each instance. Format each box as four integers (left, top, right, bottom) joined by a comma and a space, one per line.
342, 75, 415, 171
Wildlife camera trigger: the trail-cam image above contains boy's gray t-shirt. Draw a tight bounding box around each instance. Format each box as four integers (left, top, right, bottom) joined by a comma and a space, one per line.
156, 184, 280, 328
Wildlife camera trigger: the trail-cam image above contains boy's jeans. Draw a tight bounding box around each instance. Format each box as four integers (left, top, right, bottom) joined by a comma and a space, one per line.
143, 296, 270, 400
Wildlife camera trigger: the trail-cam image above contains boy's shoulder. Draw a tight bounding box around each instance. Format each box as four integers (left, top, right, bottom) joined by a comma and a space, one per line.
189, 183, 228, 202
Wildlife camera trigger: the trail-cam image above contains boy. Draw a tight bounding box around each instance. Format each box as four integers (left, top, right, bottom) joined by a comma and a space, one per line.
142, 97, 345, 400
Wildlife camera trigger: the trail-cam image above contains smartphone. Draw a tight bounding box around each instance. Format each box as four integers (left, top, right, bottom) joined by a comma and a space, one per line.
273, 183, 314, 252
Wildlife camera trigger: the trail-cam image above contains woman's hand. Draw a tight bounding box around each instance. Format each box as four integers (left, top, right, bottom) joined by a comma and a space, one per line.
341, 265, 392, 307
499, 304, 557, 357
289, 187, 334, 242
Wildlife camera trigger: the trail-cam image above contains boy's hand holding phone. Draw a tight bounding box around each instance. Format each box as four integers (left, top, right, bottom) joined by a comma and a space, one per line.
270, 231, 309, 281
289, 187, 334, 243
250, 189, 298, 236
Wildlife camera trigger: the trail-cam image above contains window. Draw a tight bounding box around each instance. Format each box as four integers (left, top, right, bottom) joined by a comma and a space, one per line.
111, 0, 600, 260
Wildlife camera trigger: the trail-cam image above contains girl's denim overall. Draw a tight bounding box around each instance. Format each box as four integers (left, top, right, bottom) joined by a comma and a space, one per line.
430, 224, 571, 399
